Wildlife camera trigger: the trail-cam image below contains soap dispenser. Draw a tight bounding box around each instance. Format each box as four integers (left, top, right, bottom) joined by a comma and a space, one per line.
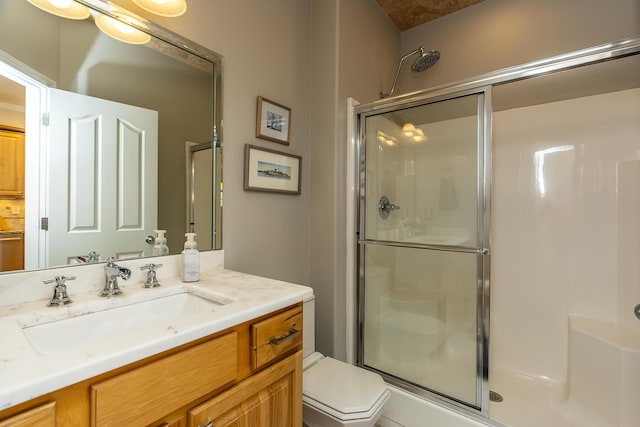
152, 230, 169, 256
182, 232, 200, 282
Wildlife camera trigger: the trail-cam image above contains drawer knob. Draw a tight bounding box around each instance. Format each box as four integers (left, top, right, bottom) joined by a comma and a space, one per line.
269, 327, 301, 346
199, 422, 213, 427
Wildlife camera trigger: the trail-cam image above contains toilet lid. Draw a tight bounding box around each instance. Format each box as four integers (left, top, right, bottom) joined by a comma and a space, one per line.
303, 357, 388, 415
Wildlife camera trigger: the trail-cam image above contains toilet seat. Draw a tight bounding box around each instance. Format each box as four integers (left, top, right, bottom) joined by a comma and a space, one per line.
303, 355, 390, 422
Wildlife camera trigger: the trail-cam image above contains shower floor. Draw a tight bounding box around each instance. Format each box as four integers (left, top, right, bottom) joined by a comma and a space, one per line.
489, 369, 612, 427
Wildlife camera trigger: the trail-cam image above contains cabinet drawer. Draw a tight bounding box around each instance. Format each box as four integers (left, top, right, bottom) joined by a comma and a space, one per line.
0, 401, 55, 427
91, 332, 237, 427
251, 306, 302, 370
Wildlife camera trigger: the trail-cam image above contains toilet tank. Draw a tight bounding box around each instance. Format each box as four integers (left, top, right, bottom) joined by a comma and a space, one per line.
303, 296, 315, 358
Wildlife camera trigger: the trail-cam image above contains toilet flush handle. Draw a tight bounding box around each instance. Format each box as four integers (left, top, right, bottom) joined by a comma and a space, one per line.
269, 327, 301, 346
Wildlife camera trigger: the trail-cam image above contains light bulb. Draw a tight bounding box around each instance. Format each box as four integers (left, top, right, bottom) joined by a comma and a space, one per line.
26, 0, 90, 19
48, 0, 72, 8
402, 123, 416, 136
95, 14, 151, 44
132, 0, 187, 17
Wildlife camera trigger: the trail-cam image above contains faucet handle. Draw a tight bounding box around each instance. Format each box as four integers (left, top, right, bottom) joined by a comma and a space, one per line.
43, 276, 75, 306
140, 263, 162, 288
86, 251, 100, 263
43, 275, 76, 285
76, 251, 100, 263
140, 263, 163, 271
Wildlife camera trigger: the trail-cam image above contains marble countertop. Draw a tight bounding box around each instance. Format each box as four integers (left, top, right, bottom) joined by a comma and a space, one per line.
0, 267, 313, 411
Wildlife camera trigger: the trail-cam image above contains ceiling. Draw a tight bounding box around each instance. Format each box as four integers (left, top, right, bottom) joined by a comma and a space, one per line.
376, 0, 485, 31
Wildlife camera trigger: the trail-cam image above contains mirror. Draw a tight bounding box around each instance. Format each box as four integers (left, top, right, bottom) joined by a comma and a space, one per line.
0, 0, 222, 273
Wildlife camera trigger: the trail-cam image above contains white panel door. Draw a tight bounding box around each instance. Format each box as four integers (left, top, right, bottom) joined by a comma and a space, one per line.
47, 88, 158, 266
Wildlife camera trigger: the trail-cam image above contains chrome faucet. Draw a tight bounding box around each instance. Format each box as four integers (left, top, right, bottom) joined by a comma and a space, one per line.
44, 276, 75, 306
100, 257, 131, 297
140, 263, 162, 288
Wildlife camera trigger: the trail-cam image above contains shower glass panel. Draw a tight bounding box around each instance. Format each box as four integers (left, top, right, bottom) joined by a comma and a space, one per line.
358, 91, 490, 412
364, 95, 481, 248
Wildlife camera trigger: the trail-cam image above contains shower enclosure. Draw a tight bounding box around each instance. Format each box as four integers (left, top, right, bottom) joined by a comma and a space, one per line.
353, 36, 640, 426
356, 90, 491, 414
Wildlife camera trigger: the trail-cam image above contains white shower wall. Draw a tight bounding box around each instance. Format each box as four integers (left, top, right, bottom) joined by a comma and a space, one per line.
491, 87, 640, 382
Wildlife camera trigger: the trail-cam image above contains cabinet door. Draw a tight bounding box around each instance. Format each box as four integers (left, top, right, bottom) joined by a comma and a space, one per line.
188, 351, 302, 427
0, 402, 55, 427
0, 129, 25, 197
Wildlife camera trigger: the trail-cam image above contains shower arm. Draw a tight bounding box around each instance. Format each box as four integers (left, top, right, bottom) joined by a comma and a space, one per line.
379, 46, 424, 99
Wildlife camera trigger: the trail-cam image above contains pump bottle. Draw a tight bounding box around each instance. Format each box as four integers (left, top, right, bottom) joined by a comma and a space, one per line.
152, 230, 169, 256
182, 233, 200, 282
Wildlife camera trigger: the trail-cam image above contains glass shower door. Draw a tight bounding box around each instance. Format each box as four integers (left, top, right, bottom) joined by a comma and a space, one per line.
357, 91, 490, 413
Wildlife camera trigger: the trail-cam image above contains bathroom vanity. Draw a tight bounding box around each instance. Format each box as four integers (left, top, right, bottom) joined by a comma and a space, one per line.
0, 254, 311, 426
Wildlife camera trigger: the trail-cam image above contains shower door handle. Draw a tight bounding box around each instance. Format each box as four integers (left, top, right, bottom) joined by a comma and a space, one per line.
378, 196, 400, 219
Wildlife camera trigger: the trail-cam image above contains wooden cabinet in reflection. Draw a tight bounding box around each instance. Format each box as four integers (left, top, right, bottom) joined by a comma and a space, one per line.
0, 128, 25, 198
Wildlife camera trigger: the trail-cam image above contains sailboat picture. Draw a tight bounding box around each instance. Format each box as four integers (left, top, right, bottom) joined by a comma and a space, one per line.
257, 161, 291, 180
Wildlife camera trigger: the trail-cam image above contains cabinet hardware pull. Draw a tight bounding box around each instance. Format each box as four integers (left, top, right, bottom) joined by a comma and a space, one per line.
269, 327, 300, 346
199, 422, 213, 427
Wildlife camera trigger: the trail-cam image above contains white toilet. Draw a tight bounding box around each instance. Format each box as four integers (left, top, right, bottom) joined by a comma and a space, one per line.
302, 297, 390, 427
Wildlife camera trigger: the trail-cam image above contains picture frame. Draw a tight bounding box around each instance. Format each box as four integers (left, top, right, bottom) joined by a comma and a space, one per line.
244, 144, 301, 194
256, 96, 291, 145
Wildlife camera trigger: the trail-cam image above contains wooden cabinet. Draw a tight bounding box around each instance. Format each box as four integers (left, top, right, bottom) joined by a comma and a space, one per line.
0, 128, 25, 198
0, 303, 303, 427
0, 401, 55, 427
188, 350, 302, 427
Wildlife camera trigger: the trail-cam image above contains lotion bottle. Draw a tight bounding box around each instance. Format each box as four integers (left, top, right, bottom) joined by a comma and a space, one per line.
182, 232, 200, 282
152, 230, 169, 256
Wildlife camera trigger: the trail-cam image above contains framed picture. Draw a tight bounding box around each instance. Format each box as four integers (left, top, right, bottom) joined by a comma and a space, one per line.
244, 144, 301, 194
256, 96, 291, 145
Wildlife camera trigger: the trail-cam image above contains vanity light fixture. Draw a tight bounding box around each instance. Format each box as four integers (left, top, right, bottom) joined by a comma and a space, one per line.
94, 13, 152, 45
411, 128, 427, 143
132, 0, 187, 17
402, 123, 416, 136
25, 0, 90, 20
402, 123, 427, 143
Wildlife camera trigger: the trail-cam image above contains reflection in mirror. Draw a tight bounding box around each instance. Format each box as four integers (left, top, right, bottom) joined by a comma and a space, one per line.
0, 0, 223, 274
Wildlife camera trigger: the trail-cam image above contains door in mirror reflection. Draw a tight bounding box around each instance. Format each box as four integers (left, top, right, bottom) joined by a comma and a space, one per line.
187, 142, 213, 251
47, 88, 158, 266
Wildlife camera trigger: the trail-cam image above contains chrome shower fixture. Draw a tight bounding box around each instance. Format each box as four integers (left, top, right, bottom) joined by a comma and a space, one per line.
379, 46, 440, 99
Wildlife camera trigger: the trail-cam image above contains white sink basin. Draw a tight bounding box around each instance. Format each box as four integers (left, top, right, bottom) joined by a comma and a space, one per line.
22, 293, 223, 355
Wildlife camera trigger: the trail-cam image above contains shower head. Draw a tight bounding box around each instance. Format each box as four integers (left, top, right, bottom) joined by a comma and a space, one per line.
380, 46, 441, 99
411, 48, 440, 72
